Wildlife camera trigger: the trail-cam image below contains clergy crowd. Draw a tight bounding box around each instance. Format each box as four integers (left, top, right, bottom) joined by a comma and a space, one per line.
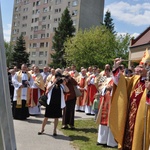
7, 52, 150, 150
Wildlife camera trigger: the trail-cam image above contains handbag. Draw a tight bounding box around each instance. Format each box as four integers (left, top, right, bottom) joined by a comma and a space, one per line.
74, 86, 82, 97
39, 94, 48, 107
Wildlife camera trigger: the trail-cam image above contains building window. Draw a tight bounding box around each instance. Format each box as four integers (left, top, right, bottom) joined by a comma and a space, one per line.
68, 2, 70, 7
13, 29, 19, 34
47, 24, 50, 29
12, 37, 16, 41
53, 27, 56, 32
55, 0, 61, 5
35, 18, 39, 22
33, 2, 35, 7
54, 18, 57, 22
39, 51, 44, 56
45, 51, 47, 56
40, 43, 44, 47
46, 42, 48, 47
48, 15, 51, 20
24, 0, 29, 5
33, 43, 37, 48
47, 33, 49, 37
39, 60, 43, 65
43, 7, 48, 13
22, 24, 27, 27
36, 1, 40, 6
34, 26, 38, 31
14, 14, 18, 19
44, 0, 48, 3
23, 8, 28, 12
35, 9, 40, 14
14, 22, 17, 27
72, 0, 78, 6
18, 21, 20, 26
55, 9, 58, 13
22, 16, 28, 20
49, 6, 52, 11
34, 34, 38, 39
72, 10, 78, 16
16, 0, 20, 4
42, 25, 46, 30
32, 52, 36, 56
21, 32, 26, 36
58, 18, 60, 22
15, 7, 19, 12
30, 35, 32, 39
42, 16, 47, 21
41, 34, 45, 38
73, 20, 77, 26
31, 60, 35, 64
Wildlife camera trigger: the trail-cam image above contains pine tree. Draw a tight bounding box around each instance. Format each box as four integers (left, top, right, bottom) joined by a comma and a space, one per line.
103, 10, 115, 34
51, 8, 75, 68
12, 34, 29, 69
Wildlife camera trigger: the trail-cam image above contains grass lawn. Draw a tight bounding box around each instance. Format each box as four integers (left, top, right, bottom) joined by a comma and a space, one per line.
58, 118, 117, 150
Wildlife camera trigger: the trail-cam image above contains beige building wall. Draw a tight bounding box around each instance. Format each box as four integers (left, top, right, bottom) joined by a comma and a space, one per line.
11, 0, 104, 69
129, 46, 150, 67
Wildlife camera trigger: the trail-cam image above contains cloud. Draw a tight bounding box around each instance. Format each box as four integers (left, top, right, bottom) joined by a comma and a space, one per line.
105, 1, 150, 26
131, 33, 139, 38
3, 24, 11, 42
117, 32, 139, 38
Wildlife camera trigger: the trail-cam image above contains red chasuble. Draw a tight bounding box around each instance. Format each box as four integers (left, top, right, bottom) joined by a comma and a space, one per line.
123, 79, 145, 150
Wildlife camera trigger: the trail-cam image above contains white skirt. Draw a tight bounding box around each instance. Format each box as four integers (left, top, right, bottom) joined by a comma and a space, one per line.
97, 124, 117, 147
85, 105, 95, 114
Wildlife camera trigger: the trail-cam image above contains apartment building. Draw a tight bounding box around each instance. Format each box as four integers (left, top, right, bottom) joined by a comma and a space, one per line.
11, 0, 104, 68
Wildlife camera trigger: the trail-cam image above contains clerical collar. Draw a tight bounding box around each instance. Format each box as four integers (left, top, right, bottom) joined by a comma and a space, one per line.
22, 71, 26, 74
141, 77, 146, 81
140, 77, 146, 83
81, 75, 86, 78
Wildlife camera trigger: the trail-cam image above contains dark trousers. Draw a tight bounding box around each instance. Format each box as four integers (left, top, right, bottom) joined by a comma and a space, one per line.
62, 98, 76, 126
10, 85, 14, 103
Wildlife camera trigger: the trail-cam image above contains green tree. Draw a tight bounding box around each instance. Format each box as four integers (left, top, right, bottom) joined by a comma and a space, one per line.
64, 26, 130, 70
103, 10, 115, 34
64, 26, 116, 69
12, 34, 29, 69
114, 33, 131, 58
50, 8, 75, 68
4, 41, 14, 68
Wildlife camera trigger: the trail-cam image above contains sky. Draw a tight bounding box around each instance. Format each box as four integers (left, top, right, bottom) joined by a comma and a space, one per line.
1, 0, 150, 42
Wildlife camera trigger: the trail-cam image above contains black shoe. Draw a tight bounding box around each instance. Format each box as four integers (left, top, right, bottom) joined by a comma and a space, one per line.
96, 143, 107, 146
86, 113, 91, 115
38, 130, 44, 135
53, 133, 57, 136
69, 125, 75, 130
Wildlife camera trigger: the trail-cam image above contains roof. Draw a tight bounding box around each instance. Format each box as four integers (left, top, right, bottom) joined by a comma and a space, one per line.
130, 26, 150, 47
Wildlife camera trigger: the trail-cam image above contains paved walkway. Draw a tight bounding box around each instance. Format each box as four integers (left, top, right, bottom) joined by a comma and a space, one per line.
13, 107, 94, 150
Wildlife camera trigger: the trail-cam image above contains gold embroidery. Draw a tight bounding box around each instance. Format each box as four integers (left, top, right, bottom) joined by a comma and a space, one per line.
134, 83, 144, 97
123, 99, 137, 149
